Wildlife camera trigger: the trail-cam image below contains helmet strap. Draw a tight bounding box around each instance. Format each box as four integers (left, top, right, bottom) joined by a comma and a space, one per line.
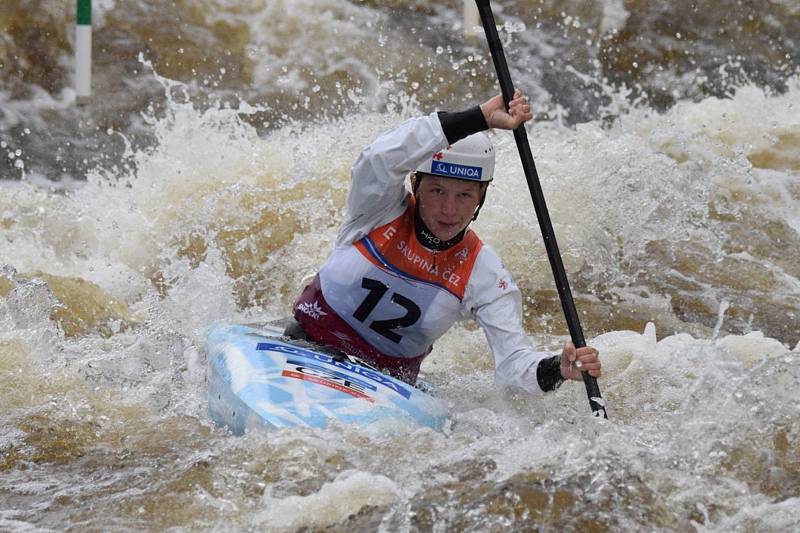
413, 203, 467, 251
411, 171, 423, 196
471, 187, 488, 221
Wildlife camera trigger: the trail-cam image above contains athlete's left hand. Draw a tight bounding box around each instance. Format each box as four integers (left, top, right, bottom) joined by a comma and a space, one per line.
480, 90, 533, 130
559, 342, 602, 381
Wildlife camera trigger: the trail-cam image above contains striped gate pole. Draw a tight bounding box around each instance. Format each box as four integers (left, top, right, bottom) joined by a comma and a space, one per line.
76, 0, 92, 103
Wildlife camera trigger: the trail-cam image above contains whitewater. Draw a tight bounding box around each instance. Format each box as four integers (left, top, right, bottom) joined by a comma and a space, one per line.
2, 0, 799, 530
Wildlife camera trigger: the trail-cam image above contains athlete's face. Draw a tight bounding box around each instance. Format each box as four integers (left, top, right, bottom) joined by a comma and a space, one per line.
415, 175, 485, 241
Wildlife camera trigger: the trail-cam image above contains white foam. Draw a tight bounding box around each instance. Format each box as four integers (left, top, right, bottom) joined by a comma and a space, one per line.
716, 330, 790, 366
600, 0, 630, 34
254, 470, 399, 531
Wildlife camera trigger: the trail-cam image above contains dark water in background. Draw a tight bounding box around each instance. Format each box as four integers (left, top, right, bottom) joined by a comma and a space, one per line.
2, 0, 798, 181
1, 1, 800, 531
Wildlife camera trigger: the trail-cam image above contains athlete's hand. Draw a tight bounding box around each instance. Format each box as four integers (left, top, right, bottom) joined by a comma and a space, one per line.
480, 90, 533, 130
559, 342, 602, 381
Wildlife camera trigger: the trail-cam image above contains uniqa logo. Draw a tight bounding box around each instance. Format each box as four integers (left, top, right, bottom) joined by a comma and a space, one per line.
432, 161, 482, 180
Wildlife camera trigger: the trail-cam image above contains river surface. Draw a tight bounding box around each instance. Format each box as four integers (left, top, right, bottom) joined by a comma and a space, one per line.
1, 0, 799, 531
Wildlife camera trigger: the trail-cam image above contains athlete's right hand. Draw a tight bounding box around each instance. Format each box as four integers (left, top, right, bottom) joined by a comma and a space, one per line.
480, 90, 532, 130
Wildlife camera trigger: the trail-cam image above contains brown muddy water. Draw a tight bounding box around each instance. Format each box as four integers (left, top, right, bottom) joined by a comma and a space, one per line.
1, 0, 799, 531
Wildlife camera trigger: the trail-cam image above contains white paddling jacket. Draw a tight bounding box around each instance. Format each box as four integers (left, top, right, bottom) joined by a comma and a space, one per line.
294, 111, 560, 394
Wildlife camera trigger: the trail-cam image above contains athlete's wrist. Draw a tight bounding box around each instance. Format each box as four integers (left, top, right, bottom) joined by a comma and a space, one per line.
537, 355, 565, 392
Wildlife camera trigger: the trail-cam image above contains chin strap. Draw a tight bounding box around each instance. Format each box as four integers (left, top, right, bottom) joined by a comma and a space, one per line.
413, 204, 466, 251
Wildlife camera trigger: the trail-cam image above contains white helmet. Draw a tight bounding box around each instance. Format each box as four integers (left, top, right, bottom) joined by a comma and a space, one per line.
416, 132, 494, 183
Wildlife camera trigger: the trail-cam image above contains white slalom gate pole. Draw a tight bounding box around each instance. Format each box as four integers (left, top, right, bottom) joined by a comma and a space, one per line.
76, 0, 92, 103
463, 0, 479, 37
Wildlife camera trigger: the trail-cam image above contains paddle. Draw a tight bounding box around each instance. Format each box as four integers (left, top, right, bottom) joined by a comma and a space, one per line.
475, 0, 607, 418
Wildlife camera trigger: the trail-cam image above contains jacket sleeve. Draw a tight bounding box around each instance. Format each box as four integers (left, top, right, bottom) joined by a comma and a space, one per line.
465, 246, 558, 395
336, 113, 448, 246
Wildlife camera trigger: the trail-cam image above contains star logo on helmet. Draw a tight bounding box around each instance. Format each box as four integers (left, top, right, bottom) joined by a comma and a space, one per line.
433, 152, 443, 160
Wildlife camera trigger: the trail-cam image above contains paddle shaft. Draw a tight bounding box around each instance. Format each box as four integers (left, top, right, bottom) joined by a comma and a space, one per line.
475, 0, 607, 418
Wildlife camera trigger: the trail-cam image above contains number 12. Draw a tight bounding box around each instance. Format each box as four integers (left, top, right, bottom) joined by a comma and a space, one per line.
352, 278, 421, 343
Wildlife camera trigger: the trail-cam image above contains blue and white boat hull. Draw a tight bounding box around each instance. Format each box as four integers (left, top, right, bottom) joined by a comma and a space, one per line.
207, 323, 448, 434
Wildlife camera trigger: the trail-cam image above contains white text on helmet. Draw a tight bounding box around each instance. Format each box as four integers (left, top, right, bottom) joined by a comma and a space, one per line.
431, 161, 483, 180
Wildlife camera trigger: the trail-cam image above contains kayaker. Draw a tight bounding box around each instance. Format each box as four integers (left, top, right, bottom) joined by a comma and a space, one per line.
289, 90, 602, 395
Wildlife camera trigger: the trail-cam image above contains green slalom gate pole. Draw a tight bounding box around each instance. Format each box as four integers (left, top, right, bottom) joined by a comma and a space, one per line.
76, 0, 92, 103
475, 0, 607, 418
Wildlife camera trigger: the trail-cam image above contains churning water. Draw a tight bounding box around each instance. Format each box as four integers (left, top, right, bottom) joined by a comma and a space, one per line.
1, 0, 799, 531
